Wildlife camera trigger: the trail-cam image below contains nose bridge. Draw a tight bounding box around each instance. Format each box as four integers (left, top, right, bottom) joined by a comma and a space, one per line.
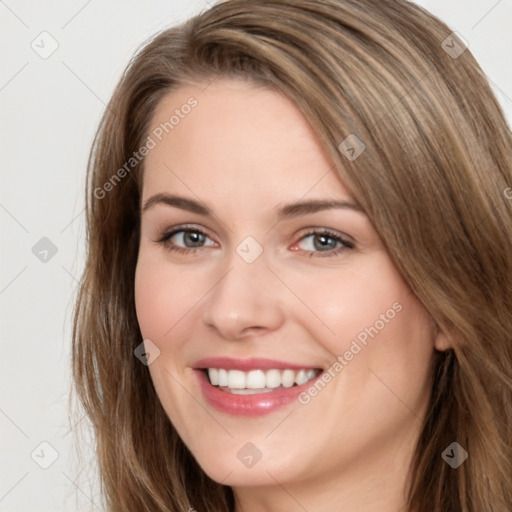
201, 239, 285, 339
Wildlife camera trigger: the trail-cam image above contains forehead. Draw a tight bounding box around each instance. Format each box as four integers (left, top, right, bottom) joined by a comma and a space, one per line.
142, 79, 352, 211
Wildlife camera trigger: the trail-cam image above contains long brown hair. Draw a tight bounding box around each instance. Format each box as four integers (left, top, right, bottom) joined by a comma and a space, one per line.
71, 1, 512, 510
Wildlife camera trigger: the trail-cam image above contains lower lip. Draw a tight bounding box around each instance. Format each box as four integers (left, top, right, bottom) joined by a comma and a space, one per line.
195, 370, 322, 416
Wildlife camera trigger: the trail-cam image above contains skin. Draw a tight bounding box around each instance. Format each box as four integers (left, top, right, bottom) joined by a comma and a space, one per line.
134, 78, 449, 512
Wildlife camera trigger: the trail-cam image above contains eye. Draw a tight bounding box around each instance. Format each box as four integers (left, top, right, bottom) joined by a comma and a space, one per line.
292, 229, 354, 257
156, 225, 354, 258
156, 225, 216, 255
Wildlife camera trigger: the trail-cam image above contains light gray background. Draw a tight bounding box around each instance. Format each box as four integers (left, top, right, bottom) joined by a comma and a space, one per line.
1, 1, 511, 510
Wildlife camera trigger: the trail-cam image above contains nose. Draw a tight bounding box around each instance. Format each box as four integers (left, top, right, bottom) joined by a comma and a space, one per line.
201, 249, 286, 341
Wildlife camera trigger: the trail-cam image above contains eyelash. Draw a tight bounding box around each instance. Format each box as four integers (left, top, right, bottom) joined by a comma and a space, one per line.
155, 224, 354, 258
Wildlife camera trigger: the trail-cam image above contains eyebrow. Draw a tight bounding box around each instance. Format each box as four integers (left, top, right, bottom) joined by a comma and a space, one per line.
141, 193, 364, 220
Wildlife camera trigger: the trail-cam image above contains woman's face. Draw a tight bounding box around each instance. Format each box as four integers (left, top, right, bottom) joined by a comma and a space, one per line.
134, 78, 444, 502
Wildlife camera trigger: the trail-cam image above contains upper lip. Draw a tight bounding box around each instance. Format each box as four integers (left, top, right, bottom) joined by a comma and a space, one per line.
193, 357, 322, 371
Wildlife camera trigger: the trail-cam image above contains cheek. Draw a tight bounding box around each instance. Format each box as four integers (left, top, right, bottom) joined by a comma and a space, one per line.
134, 257, 204, 427
289, 257, 409, 351
134, 255, 197, 342
293, 256, 435, 392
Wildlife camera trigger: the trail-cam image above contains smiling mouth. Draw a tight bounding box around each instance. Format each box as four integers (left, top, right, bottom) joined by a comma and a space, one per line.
204, 368, 322, 395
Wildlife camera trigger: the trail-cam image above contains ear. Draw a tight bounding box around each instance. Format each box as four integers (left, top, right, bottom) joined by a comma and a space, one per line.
433, 323, 452, 352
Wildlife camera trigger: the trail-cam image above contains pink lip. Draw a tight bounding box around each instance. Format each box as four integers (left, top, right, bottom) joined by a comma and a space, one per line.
193, 357, 320, 371
193, 358, 323, 416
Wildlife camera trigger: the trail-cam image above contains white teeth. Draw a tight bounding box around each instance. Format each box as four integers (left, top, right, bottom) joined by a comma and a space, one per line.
281, 369, 295, 388
295, 369, 309, 386
227, 369, 246, 389
246, 370, 266, 389
228, 387, 275, 395
206, 367, 320, 390
218, 368, 228, 386
306, 369, 317, 381
265, 369, 282, 388
208, 368, 219, 386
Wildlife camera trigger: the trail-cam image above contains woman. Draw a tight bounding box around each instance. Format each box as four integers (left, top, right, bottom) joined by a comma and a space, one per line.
72, 0, 512, 511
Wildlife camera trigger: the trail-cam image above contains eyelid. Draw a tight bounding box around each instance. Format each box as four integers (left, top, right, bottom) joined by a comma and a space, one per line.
155, 223, 216, 243
294, 226, 355, 244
